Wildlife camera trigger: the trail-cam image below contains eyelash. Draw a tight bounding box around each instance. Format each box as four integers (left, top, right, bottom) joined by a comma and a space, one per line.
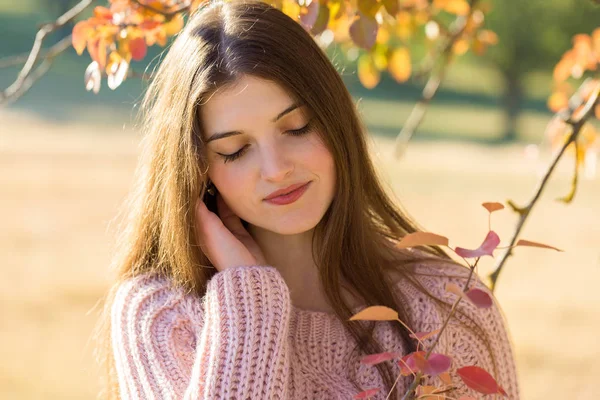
219, 120, 314, 164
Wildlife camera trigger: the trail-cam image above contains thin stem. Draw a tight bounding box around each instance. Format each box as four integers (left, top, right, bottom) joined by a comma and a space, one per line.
489, 83, 600, 291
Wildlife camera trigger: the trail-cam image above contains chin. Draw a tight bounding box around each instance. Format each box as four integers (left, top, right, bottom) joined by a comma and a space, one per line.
252, 210, 324, 235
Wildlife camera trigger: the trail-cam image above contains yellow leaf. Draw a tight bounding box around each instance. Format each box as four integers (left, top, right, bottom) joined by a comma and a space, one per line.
388, 47, 411, 83
358, 53, 380, 89
452, 38, 470, 55
164, 13, 184, 36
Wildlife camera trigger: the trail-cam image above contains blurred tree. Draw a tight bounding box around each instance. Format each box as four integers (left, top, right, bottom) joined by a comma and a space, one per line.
485, 0, 600, 141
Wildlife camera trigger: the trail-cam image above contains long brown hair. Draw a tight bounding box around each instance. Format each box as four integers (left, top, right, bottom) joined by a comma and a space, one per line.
93, 1, 497, 398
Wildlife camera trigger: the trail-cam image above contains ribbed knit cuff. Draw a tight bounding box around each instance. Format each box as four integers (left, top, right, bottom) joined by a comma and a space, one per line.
191, 264, 291, 398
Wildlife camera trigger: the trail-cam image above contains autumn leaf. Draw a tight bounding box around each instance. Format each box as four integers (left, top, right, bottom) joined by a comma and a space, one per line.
457, 365, 508, 396
354, 388, 380, 399
396, 232, 449, 248
398, 351, 452, 377
129, 37, 147, 61
72, 21, 93, 55
349, 12, 378, 50
388, 47, 411, 83
349, 305, 398, 321
465, 287, 493, 308
514, 239, 563, 252
410, 329, 441, 341
454, 230, 500, 258
360, 351, 402, 366
482, 202, 504, 213
358, 54, 380, 89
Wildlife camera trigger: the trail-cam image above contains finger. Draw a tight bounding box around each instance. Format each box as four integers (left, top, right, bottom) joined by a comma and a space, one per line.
216, 193, 248, 236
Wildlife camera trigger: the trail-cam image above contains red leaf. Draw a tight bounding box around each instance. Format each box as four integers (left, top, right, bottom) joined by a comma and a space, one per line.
455, 230, 500, 258
457, 365, 508, 396
423, 353, 452, 376
465, 288, 493, 308
354, 388, 380, 399
360, 351, 401, 366
398, 351, 452, 377
129, 37, 147, 61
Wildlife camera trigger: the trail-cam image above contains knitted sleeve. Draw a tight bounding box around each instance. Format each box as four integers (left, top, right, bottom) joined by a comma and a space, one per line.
111, 265, 292, 399
408, 262, 521, 399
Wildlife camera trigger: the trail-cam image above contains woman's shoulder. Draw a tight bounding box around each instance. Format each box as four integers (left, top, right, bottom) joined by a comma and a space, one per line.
387, 252, 497, 327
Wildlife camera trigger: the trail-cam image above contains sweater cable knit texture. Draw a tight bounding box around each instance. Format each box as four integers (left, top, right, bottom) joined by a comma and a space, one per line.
111, 262, 520, 399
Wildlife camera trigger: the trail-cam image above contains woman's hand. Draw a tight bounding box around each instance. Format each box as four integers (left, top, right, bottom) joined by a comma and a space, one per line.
195, 192, 267, 273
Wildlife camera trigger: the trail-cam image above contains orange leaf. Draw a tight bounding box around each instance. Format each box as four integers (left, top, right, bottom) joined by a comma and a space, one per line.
514, 239, 563, 252
349, 306, 398, 321
396, 232, 449, 249
388, 47, 411, 83
93, 6, 113, 21
445, 282, 467, 300
438, 371, 452, 385
595, 104, 600, 120
482, 202, 504, 213
410, 329, 441, 341
457, 365, 507, 395
72, 21, 92, 55
452, 38, 470, 55
553, 51, 576, 82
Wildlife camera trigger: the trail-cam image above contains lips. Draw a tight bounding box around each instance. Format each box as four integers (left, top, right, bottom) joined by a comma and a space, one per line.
264, 181, 311, 200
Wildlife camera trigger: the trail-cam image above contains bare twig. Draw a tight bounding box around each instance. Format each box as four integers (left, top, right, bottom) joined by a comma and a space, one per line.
130, 0, 191, 18
0, 0, 96, 106
394, 0, 481, 159
488, 82, 600, 291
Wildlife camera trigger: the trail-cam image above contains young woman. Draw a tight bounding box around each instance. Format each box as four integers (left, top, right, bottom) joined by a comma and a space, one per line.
95, 0, 520, 398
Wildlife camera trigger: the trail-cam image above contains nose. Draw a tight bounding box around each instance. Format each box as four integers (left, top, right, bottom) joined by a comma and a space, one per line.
259, 143, 294, 182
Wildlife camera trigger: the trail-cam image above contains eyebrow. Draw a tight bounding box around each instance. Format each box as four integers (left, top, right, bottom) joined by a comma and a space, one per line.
205, 102, 302, 143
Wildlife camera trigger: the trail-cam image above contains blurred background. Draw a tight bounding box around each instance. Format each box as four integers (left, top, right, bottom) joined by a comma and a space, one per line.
1, 0, 599, 398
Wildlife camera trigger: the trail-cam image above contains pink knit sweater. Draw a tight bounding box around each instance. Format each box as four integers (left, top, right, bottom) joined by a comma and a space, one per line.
111, 262, 520, 399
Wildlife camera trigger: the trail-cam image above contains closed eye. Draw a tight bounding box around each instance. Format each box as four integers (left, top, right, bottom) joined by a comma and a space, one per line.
217, 118, 314, 164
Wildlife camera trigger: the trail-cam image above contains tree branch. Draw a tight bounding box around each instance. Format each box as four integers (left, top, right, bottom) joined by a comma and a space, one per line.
394, 0, 481, 159
488, 80, 600, 291
0, 0, 96, 106
130, 0, 191, 18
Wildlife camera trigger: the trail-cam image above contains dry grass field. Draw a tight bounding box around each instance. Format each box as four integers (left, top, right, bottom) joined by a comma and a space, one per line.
1, 108, 599, 399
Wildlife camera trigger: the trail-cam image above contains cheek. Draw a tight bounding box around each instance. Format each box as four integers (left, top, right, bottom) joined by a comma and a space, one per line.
208, 164, 249, 199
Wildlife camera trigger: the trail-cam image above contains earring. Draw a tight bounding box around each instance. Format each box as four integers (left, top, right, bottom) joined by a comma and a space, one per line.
207, 181, 216, 196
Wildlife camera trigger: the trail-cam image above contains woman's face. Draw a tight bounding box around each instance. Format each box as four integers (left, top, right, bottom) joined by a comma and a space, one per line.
200, 75, 336, 235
